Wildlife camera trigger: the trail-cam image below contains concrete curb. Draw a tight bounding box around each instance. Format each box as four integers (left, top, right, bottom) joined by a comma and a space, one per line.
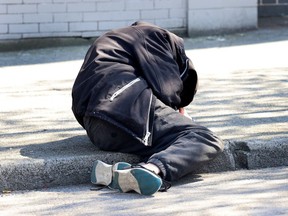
0, 151, 140, 192
230, 138, 288, 169
1, 138, 287, 192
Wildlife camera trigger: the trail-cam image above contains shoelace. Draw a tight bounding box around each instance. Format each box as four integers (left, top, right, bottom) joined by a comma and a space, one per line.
159, 179, 171, 192
129, 164, 171, 192
90, 185, 107, 191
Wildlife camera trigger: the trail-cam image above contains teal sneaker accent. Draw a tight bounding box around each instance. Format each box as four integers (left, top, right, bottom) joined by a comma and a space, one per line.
113, 167, 162, 196
108, 162, 131, 189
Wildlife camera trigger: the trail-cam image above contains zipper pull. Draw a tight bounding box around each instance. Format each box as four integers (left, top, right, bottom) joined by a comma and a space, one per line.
110, 92, 118, 101
143, 131, 151, 146
109, 78, 141, 102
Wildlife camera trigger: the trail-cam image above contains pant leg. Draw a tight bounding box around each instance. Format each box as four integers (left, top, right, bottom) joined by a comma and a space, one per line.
83, 98, 224, 182
83, 116, 157, 155
146, 98, 224, 181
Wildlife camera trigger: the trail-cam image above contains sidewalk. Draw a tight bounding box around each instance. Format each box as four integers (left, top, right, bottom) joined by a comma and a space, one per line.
1, 166, 287, 216
0, 23, 287, 191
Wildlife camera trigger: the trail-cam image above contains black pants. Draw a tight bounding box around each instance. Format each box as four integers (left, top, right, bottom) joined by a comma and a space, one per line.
83, 98, 224, 182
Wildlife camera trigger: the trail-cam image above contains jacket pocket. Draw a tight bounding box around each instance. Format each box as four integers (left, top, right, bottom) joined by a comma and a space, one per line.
109, 78, 141, 101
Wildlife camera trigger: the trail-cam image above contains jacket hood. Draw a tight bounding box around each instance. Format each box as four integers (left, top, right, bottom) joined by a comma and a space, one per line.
131, 21, 198, 107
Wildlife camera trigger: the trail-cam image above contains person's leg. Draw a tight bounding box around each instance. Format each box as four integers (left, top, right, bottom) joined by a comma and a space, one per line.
83, 116, 162, 175
83, 116, 164, 195
83, 116, 162, 157
83, 97, 224, 183
146, 98, 224, 182
83, 116, 137, 152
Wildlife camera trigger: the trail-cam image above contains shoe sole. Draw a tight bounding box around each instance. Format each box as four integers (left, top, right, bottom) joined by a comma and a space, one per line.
91, 160, 131, 186
113, 168, 162, 196
91, 160, 112, 185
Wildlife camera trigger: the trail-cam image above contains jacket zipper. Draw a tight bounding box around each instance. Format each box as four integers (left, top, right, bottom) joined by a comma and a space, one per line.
180, 59, 189, 79
110, 78, 141, 101
143, 92, 153, 146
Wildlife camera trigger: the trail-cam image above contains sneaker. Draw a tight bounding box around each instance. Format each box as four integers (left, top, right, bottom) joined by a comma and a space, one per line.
91, 160, 131, 187
113, 166, 163, 196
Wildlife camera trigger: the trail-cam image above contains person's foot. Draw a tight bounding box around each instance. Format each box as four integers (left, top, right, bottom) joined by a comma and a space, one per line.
91, 160, 131, 188
91, 160, 167, 195
113, 166, 162, 196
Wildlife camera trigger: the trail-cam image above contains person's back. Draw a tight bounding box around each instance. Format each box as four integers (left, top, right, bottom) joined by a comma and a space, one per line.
72, 21, 198, 145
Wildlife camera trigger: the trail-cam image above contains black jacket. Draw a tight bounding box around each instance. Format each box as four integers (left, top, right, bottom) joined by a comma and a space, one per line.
72, 21, 198, 146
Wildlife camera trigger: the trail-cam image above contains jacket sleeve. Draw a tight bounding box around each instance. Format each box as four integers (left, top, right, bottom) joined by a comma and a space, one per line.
133, 30, 183, 109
